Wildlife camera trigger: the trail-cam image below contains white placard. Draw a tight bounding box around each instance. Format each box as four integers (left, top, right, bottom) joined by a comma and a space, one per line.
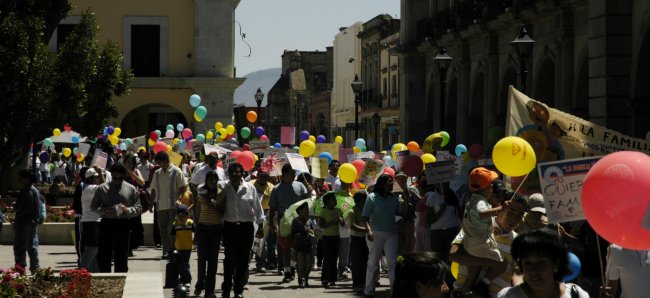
425, 160, 456, 185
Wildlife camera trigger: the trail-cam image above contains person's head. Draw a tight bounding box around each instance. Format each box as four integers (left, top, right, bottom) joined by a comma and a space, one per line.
84, 167, 99, 184
468, 167, 499, 197
123, 153, 137, 170
512, 228, 570, 288
176, 205, 190, 220
109, 162, 128, 187
205, 152, 218, 169
323, 192, 337, 208
296, 202, 309, 217
18, 169, 36, 188
527, 193, 547, 218
139, 152, 149, 164
353, 190, 367, 209
495, 194, 528, 232
395, 172, 408, 188
374, 174, 395, 196
228, 162, 245, 182
205, 171, 220, 189
340, 181, 352, 192
296, 172, 314, 190
257, 167, 270, 184
393, 252, 450, 298
281, 163, 295, 183
154, 152, 170, 168
328, 160, 340, 176
490, 179, 509, 206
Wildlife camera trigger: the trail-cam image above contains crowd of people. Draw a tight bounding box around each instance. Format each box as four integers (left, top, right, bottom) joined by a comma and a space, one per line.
5, 145, 650, 298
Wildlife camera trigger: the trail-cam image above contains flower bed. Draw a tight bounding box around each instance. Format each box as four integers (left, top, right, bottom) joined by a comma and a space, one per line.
1, 202, 75, 223
0, 267, 125, 298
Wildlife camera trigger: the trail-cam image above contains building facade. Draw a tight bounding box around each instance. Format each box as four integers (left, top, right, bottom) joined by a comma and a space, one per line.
49, 0, 244, 137
400, 0, 650, 147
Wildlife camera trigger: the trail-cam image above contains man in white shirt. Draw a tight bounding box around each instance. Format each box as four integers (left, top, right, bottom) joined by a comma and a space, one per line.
601, 244, 650, 298
136, 152, 153, 187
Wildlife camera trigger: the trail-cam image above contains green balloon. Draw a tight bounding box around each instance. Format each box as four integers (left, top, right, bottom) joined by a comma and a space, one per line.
195, 106, 208, 120
43, 138, 53, 147
240, 127, 251, 139
440, 131, 450, 147
196, 134, 206, 142
166, 124, 174, 131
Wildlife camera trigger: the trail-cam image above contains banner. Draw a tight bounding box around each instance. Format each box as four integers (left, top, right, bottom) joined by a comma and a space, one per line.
250, 140, 270, 153
537, 156, 600, 223
127, 135, 146, 152
425, 160, 456, 185
507, 86, 650, 193
314, 143, 340, 161
281, 126, 296, 145
358, 158, 385, 186
310, 157, 330, 179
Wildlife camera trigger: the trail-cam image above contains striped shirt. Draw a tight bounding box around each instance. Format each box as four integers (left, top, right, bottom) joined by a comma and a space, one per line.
197, 185, 225, 225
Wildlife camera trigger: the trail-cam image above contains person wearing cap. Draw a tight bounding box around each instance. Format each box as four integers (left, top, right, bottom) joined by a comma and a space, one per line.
516, 193, 549, 234
79, 166, 105, 272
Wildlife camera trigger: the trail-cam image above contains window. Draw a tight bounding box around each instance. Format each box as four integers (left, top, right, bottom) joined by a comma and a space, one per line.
391, 75, 397, 97
56, 24, 75, 50
131, 25, 160, 77
314, 72, 326, 91
383, 78, 387, 98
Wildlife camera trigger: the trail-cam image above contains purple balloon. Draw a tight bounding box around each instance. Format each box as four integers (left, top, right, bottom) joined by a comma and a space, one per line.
39, 152, 50, 163
106, 126, 115, 135
256, 126, 265, 137
316, 135, 326, 143
300, 131, 310, 141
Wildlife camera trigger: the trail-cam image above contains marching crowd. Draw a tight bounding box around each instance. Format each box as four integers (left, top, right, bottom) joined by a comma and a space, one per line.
6, 146, 650, 298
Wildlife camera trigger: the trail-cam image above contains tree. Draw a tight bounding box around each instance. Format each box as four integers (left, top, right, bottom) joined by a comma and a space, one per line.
0, 1, 132, 193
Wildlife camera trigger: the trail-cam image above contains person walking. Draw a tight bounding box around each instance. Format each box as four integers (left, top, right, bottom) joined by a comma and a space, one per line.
13, 170, 41, 271
79, 167, 105, 272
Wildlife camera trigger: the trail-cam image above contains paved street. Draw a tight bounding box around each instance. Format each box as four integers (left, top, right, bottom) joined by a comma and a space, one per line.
0, 244, 392, 297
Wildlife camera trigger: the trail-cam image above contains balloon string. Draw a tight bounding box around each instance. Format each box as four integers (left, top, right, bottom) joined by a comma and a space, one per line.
510, 172, 530, 198
596, 234, 607, 285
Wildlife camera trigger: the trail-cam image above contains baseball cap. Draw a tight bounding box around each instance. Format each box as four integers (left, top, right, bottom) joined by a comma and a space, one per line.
468, 167, 499, 192
85, 168, 100, 179
527, 193, 546, 214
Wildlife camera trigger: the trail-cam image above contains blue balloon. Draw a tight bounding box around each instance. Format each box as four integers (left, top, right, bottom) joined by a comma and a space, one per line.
256, 126, 265, 137
274, 143, 282, 149
318, 152, 333, 165
316, 135, 326, 143
300, 131, 310, 141
166, 124, 174, 131
71, 136, 80, 144
119, 143, 127, 150
355, 138, 366, 149
106, 126, 115, 135
189, 94, 201, 108
563, 252, 581, 282
39, 152, 50, 163
455, 144, 468, 157
383, 155, 395, 167
176, 123, 184, 132
155, 130, 162, 137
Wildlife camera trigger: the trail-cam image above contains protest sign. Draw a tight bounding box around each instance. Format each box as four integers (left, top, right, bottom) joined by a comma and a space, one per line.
286, 153, 309, 173
425, 160, 455, 185
537, 156, 601, 223
281, 126, 296, 145
78, 143, 91, 157
190, 140, 204, 155
90, 149, 108, 170
435, 150, 453, 161
338, 147, 354, 163
127, 135, 146, 152
314, 143, 340, 161
358, 158, 386, 186
222, 157, 238, 171
250, 140, 270, 153
167, 151, 183, 167
310, 157, 330, 179
269, 156, 287, 176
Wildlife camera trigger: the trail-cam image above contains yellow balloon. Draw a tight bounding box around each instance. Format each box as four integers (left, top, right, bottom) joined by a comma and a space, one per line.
148, 139, 155, 146
335, 136, 343, 144
299, 140, 316, 157
391, 143, 407, 159
381, 150, 387, 155
194, 111, 202, 122
62, 148, 72, 157
226, 125, 235, 135
421, 153, 436, 164
167, 145, 172, 152
138, 146, 146, 152
450, 262, 459, 279
422, 133, 443, 153
206, 131, 214, 139
308, 135, 316, 143
113, 127, 122, 137
215, 122, 223, 130
109, 135, 119, 145
76, 153, 85, 162
173, 138, 179, 145
254, 154, 259, 161
492, 136, 537, 177
53, 128, 61, 136
338, 163, 357, 183
218, 128, 227, 139
353, 146, 360, 153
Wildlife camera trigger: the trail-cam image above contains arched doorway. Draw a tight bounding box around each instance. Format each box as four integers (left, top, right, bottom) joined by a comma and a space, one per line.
633, 28, 650, 137
120, 104, 188, 137
469, 73, 485, 144
498, 67, 518, 127
445, 77, 458, 145
535, 59, 556, 107
573, 58, 589, 119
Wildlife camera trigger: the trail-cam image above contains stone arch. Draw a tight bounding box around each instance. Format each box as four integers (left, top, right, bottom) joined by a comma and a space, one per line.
120, 103, 188, 138
534, 58, 556, 107
632, 23, 650, 136
469, 72, 485, 144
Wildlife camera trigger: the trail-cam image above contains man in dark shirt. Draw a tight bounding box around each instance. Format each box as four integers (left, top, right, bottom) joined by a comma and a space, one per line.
13, 170, 40, 270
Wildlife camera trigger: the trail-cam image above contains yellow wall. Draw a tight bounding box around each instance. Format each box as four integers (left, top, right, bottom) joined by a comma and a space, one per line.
113, 88, 195, 125
71, 0, 195, 76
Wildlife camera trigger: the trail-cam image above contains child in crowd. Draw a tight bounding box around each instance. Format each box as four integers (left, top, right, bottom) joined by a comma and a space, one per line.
291, 202, 315, 288
177, 188, 195, 216
172, 205, 195, 286
392, 252, 450, 298
318, 192, 343, 288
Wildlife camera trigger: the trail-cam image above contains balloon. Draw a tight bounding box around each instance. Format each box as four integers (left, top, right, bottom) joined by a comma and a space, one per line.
317, 135, 326, 143
124, 138, 132, 146
563, 252, 581, 282
421, 153, 436, 164
308, 135, 316, 143
119, 143, 127, 151
455, 144, 468, 157
39, 152, 50, 163
189, 94, 201, 107
468, 143, 484, 159
299, 140, 316, 157
167, 145, 172, 152
246, 111, 257, 123
113, 127, 122, 137
260, 135, 269, 141
215, 122, 223, 130
242, 144, 250, 151
182, 128, 193, 140
166, 124, 174, 131
226, 125, 235, 135
176, 123, 184, 132
148, 139, 155, 146
206, 131, 214, 139
62, 148, 71, 157
352, 159, 365, 179
353, 147, 360, 153
76, 153, 85, 162
109, 135, 119, 145
194, 111, 202, 122
391, 143, 407, 159
153, 141, 168, 154
53, 128, 61, 136
230, 150, 242, 159
196, 134, 206, 142
274, 143, 282, 149
72, 148, 79, 155
338, 163, 358, 184
383, 167, 395, 177
238, 151, 256, 171
195, 106, 207, 120
293, 146, 299, 150
355, 138, 366, 149
138, 146, 146, 152
318, 152, 333, 165
173, 138, 179, 145
71, 136, 79, 144
218, 128, 227, 139
407, 141, 420, 153
488, 127, 505, 144
165, 130, 175, 139
492, 137, 536, 177
383, 155, 396, 167
450, 262, 459, 279
256, 126, 265, 137
401, 155, 424, 177
582, 151, 650, 249
240, 127, 251, 139
300, 131, 310, 141
422, 133, 443, 153
335, 136, 343, 144
106, 126, 114, 135
440, 131, 450, 147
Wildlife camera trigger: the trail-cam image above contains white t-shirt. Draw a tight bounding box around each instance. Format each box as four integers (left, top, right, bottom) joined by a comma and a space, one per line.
497, 283, 589, 298
137, 162, 152, 182
80, 185, 101, 222
190, 165, 226, 186
606, 244, 650, 298
425, 191, 461, 230
54, 161, 67, 177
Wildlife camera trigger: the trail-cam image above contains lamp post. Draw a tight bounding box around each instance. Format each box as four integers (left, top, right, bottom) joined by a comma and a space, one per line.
372, 112, 381, 151
433, 47, 453, 130
510, 25, 536, 93
254, 87, 264, 127
350, 74, 363, 140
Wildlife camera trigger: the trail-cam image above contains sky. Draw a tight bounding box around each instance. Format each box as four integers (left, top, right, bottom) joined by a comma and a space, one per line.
234, 0, 401, 77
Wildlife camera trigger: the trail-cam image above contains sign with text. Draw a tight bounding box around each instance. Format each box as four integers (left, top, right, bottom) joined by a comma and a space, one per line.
90, 149, 108, 170
222, 157, 238, 171
286, 153, 310, 173
435, 150, 453, 161
537, 156, 601, 223
250, 140, 270, 153
190, 140, 204, 155
358, 158, 386, 186
127, 135, 146, 152
425, 160, 456, 185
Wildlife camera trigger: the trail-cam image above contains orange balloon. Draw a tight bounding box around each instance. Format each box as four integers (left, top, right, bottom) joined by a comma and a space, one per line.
407, 141, 420, 152
246, 111, 258, 123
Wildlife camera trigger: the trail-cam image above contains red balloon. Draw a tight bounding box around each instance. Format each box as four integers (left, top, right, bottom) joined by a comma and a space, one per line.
242, 144, 250, 151
582, 151, 650, 249
352, 159, 366, 180
153, 141, 167, 154
260, 135, 269, 141
149, 131, 158, 141
230, 150, 242, 159
383, 167, 395, 177
182, 128, 193, 140
468, 143, 484, 159
238, 151, 255, 171
401, 155, 424, 177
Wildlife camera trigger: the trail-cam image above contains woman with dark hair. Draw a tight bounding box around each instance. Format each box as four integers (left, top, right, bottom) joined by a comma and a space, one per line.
392, 252, 450, 298
123, 154, 145, 256
426, 182, 461, 262
497, 228, 589, 298
362, 174, 401, 297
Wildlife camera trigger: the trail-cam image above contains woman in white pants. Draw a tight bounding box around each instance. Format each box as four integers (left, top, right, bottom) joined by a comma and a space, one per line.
362, 174, 401, 297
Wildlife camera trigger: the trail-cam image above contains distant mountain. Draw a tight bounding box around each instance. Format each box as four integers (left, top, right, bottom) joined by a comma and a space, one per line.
234, 68, 281, 107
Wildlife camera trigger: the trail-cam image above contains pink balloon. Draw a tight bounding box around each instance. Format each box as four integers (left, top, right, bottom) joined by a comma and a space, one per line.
401, 155, 424, 177
182, 128, 193, 139
468, 143, 484, 159
230, 150, 242, 159
582, 151, 650, 249
238, 151, 255, 171
383, 167, 395, 177
242, 144, 250, 151
260, 135, 269, 141
153, 141, 167, 154
352, 159, 366, 180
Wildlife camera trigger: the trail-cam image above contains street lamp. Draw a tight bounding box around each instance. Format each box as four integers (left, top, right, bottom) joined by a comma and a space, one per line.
433, 47, 453, 130
350, 74, 363, 140
510, 25, 536, 93
372, 112, 381, 150
254, 87, 264, 127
